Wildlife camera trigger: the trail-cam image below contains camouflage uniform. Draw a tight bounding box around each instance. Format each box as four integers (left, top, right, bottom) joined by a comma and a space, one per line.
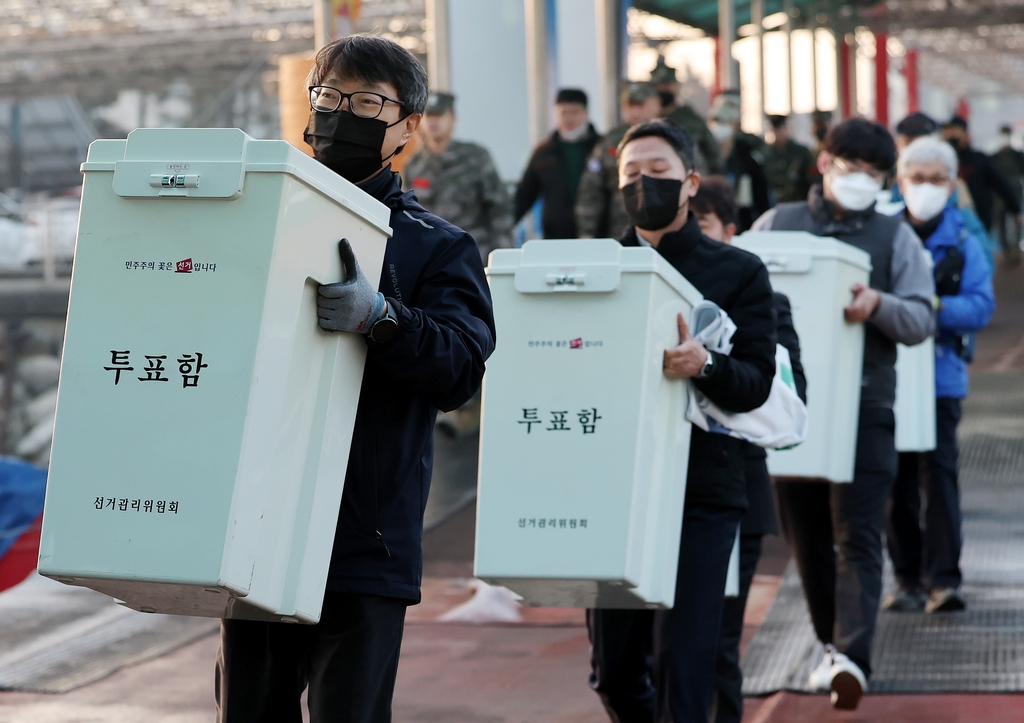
763, 140, 817, 204
648, 56, 721, 175
575, 122, 633, 239
663, 104, 724, 176
402, 140, 513, 263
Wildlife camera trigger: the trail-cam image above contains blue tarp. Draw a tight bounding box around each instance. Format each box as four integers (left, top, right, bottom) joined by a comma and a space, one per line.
0, 458, 47, 559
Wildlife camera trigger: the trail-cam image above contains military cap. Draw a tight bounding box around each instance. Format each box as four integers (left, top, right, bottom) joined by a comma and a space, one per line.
708, 91, 742, 123
425, 91, 455, 115
649, 56, 678, 85
621, 81, 658, 104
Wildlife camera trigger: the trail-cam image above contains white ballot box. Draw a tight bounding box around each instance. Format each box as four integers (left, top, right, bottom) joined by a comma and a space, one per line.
475, 239, 701, 609
734, 232, 870, 483
38, 128, 390, 624
894, 340, 937, 452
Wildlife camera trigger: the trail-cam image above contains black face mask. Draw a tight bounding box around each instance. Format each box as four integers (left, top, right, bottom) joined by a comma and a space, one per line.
621, 175, 684, 231
658, 91, 676, 109
303, 109, 405, 183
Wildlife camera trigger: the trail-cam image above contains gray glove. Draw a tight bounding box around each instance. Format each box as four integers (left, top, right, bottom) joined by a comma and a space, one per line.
317, 238, 386, 334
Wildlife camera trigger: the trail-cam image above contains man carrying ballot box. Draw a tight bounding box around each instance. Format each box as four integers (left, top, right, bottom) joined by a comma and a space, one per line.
753, 119, 935, 710
215, 35, 495, 723
587, 120, 777, 723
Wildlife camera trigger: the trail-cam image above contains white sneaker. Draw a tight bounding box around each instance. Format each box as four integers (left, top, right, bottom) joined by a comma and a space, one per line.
807, 644, 837, 692
830, 654, 867, 710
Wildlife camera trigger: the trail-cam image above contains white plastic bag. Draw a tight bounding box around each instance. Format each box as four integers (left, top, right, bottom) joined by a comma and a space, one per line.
686, 303, 808, 450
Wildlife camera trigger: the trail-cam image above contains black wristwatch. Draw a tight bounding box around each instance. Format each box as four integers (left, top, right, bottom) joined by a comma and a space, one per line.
697, 350, 715, 379
368, 299, 400, 344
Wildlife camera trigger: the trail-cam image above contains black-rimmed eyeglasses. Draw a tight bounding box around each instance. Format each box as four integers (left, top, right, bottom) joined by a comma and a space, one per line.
308, 86, 405, 118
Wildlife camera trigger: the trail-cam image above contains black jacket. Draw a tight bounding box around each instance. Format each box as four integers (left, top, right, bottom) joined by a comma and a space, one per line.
740, 292, 806, 536
326, 170, 496, 603
621, 215, 776, 510
724, 133, 772, 232
958, 146, 1021, 229
515, 126, 600, 239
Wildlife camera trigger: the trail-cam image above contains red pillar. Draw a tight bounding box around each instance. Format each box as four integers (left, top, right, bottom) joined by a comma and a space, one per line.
839, 36, 852, 119
906, 48, 919, 113
875, 32, 888, 127
957, 97, 971, 122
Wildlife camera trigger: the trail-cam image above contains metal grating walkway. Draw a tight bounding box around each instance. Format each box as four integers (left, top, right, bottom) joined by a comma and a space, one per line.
742, 371, 1024, 695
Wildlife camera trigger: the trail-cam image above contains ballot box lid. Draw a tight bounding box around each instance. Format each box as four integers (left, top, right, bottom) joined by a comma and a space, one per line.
733, 231, 872, 275
487, 238, 702, 302
81, 128, 392, 236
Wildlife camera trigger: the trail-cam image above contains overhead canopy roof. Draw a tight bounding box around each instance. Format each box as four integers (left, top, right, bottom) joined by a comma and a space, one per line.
632, 0, 881, 33
0, 0, 426, 104
635, 0, 1024, 96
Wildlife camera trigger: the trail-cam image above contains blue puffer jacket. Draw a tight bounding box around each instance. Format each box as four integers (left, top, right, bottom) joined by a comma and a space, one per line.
923, 205, 995, 399
889, 185, 996, 270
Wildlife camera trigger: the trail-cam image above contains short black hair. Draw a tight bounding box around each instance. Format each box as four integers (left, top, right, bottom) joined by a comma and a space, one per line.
768, 114, 789, 129
1001, 124, 1013, 135
945, 115, 969, 131
618, 120, 695, 171
556, 88, 588, 107
823, 118, 897, 172
310, 34, 429, 116
691, 176, 738, 227
895, 112, 938, 139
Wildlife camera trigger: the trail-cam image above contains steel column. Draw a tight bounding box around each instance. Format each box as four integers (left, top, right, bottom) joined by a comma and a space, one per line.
426, 0, 452, 91
525, 0, 554, 146
719, 0, 738, 91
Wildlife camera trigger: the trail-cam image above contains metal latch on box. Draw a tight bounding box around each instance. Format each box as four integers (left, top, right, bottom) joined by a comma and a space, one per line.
546, 273, 585, 289
149, 174, 200, 189
760, 254, 813, 274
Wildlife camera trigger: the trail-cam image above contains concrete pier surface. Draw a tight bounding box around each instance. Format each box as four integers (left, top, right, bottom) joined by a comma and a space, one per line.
1, 263, 1023, 722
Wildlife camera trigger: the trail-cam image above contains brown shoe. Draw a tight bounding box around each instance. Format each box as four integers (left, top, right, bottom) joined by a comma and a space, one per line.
925, 588, 966, 613
829, 655, 866, 710
883, 586, 926, 612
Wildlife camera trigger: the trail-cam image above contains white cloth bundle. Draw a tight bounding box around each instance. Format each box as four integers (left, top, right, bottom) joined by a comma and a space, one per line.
686, 301, 808, 450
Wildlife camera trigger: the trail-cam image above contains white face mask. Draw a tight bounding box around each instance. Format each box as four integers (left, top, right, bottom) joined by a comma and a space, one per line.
827, 171, 882, 211
904, 182, 950, 222
559, 123, 589, 143
709, 121, 735, 143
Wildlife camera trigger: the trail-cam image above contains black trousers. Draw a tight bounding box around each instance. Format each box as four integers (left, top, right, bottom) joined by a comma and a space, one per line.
887, 397, 964, 592
775, 407, 897, 676
216, 592, 408, 723
713, 534, 763, 723
588, 504, 743, 723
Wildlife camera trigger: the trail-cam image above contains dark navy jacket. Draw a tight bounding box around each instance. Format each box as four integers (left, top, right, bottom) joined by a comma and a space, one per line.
326, 169, 495, 603
621, 215, 776, 511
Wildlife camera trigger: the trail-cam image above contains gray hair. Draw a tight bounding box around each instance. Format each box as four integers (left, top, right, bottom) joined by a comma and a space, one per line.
897, 136, 958, 178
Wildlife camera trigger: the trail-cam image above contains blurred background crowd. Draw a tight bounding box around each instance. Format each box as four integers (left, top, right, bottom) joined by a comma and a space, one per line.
2, 0, 1024, 466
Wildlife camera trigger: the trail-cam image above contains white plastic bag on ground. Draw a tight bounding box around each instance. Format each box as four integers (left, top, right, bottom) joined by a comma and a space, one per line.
686, 302, 808, 449
24, 388, 58, 428
437, 580, 523, 624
